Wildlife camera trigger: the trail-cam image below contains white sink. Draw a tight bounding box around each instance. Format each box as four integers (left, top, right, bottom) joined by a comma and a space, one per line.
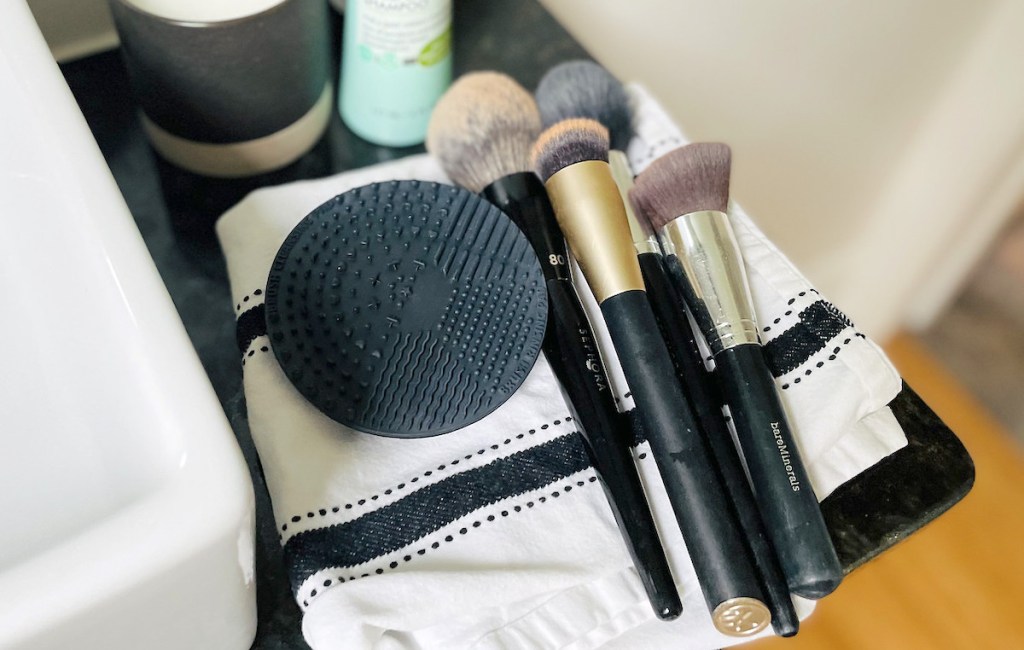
0, 2, 256, 648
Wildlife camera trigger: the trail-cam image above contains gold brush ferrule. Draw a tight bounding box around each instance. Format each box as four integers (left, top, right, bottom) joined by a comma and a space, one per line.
712, 597, 771, 636
608, 150, 661, 255
544, 159, 646, 303
658, 210, 760, 354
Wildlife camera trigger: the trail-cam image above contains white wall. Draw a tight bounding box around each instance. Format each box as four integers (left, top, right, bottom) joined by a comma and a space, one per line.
539, 0, 1024, 340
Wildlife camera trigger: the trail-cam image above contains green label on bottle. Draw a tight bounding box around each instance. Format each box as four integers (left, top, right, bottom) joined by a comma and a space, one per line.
417, 26, 450, 67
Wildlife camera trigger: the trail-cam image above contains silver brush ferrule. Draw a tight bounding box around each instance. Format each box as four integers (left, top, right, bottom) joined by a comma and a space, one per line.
657, 210, 759, 354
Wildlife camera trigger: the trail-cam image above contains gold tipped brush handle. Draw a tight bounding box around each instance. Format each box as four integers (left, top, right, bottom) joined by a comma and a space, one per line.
607, 151, 660, 255
544, 160, 645, 302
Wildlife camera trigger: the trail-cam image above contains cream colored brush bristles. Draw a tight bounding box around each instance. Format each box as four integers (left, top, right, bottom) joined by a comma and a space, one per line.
426, 72, 542, 193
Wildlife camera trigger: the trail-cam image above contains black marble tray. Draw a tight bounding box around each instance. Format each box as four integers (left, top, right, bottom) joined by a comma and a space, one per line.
60, 3, 974, 648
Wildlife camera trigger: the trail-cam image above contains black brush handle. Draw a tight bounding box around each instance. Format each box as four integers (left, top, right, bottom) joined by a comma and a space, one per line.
481, 175, 681, 620
638, 252, 799, 636
600, 290, 765, 617
544, 279, 681, 620
714, 344, 844, 599
482, 173, 572, 283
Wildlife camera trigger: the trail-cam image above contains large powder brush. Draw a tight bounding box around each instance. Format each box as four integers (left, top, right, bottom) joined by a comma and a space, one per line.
427, 71, 539, 193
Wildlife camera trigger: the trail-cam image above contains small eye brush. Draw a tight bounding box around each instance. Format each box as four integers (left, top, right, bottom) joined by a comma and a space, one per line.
426, 72, 682, 621
536, 61, 798, 635
532, 118, 770, 636
632, 142, 844, 600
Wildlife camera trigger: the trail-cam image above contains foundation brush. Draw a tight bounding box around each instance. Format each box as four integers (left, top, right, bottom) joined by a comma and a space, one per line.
536, 60, 799, 636
426, 72, 682, 621
632, 143, 844, 600
532, 118, 770, 636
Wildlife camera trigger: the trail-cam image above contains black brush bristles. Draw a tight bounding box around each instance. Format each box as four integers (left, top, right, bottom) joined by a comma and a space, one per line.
531, 118, 610, 183
536, 60, 634, 152
426, 72, 542, 193
631, 143, 732, 229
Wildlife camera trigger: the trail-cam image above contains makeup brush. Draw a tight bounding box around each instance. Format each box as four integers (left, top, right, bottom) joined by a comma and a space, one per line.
532, 119, 770, 637
536, 60, 633, 152
426, 72, 682, 621
632, 143, 844, 600
536, 60, 799, 636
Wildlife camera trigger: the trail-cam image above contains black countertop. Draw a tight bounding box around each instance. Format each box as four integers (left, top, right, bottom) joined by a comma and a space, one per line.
59, 3, 973, 648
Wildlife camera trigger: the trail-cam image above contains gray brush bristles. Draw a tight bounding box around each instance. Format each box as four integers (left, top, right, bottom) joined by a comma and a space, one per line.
531, 118, 610, 183
630, 143, 732, 229
425, 72, 542, 193
535, 60, 634, 152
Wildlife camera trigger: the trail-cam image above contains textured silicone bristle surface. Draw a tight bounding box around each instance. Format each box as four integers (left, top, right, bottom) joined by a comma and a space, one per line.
265, 180, 548, 437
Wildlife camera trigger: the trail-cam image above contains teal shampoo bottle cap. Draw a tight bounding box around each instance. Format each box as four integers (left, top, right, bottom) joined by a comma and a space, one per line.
339, 0, 453, 147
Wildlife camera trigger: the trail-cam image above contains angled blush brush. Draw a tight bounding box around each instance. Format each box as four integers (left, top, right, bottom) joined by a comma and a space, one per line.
426, 72, 682, 621
632, 142, 844, 600
532, 119, 770, 636
537, 61, 798, 635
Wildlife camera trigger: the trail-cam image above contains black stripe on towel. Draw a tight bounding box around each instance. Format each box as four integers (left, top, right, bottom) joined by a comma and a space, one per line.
234, 296, 855, 377
283, 432, 591, 590
762, 300, 853, 377
236, 303, 267, 354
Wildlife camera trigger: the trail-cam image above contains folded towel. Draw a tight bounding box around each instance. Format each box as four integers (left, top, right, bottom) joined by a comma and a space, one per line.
216, 86, 906, 650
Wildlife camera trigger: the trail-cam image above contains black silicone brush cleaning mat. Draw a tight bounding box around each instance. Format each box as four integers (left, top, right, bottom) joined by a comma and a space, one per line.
265, 180, 548, 437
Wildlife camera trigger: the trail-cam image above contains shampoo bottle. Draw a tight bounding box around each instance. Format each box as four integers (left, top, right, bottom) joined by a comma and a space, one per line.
339, 0, 453, 146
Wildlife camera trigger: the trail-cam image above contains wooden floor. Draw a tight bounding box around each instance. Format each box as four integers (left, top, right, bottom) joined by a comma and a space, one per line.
752, 334, 1024, 650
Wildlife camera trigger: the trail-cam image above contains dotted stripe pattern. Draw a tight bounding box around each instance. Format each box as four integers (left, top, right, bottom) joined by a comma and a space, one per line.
236, 303, 267, 357
761, 289, 820, 334
242, 339, 271, 366
297, 442, 661, 606
297, 473, 601, 609
692, 292, 865, 391
282, 432, 594, 592
778, 333, 867, 390
234, 287, 264, 315
236, 287, 270, 364
279, 415, 575, 536
762, 299, 856, 378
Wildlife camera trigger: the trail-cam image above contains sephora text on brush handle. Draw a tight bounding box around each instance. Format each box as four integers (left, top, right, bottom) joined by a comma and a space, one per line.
481, 173, 682, 620
544, 281, 681, 620
659, 209, 843, 599
544, 161, 769, 634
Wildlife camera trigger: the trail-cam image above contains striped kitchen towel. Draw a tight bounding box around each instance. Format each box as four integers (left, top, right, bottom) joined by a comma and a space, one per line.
215, 86, 905, 650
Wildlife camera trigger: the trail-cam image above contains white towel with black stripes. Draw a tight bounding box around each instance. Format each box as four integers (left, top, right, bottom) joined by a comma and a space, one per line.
216, 85, 906, 650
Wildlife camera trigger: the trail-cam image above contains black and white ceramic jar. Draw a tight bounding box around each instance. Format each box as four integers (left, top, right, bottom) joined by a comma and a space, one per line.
109, 0, 332, 177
